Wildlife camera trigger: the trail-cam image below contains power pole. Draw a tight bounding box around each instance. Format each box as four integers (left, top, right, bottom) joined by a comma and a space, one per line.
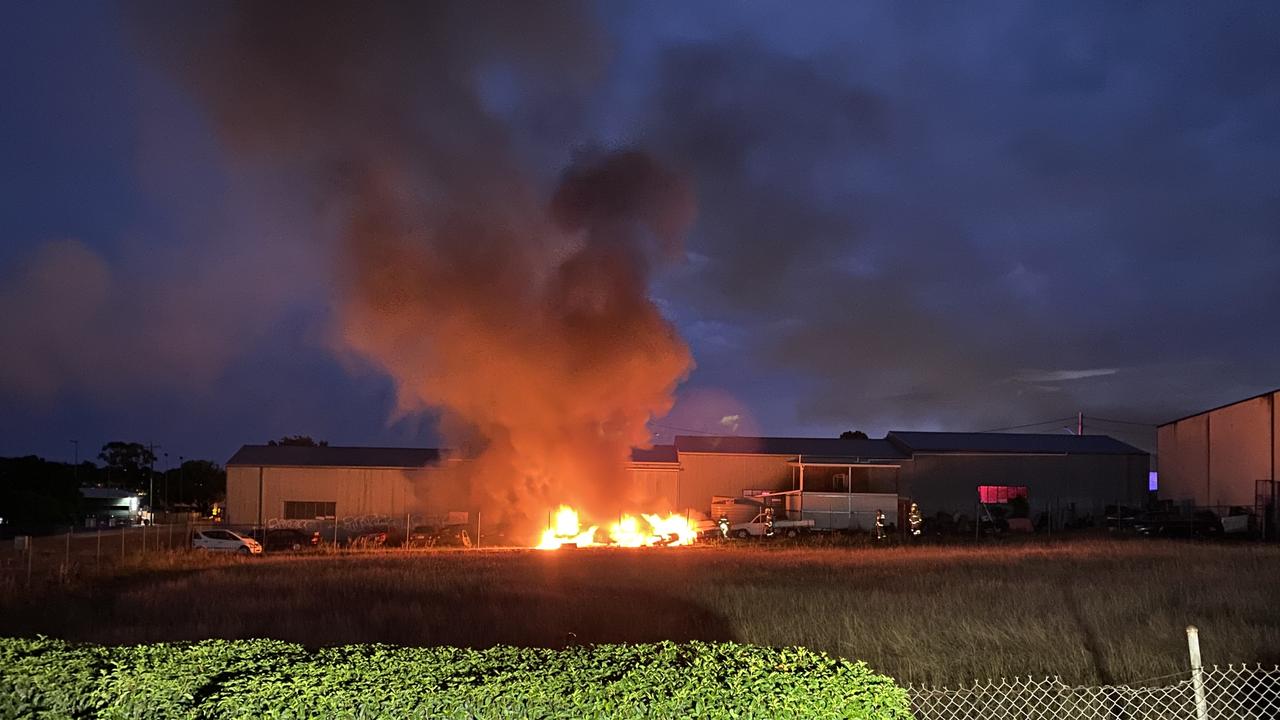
147, 442, 162, 523
1077, 412, 1084, 437
70, 440, 79, 486
163, 452, 170, 511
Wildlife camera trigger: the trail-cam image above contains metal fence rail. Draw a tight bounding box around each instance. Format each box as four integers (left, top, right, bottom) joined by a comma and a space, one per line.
909, 664, 1280, 720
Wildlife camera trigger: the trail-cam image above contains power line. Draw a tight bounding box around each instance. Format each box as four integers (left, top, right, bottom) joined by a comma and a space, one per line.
650, 423, 718, 436
1083, 415, 1158, 428
976, 416, 1077, 434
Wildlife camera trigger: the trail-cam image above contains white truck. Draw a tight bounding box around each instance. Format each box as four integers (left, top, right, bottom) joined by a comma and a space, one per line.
727, 510, 815, 539
759, 490, 899, 532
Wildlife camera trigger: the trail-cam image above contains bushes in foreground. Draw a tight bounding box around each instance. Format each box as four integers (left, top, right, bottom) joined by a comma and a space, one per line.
0, 637, 910, 719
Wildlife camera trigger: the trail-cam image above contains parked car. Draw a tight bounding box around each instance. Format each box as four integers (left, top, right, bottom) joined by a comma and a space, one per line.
347, 530, 389, 548
407, 524, 471, 548
261, 528, 320, 552
192, 529, 262, 554
1134, 511, 1223, 538
1103, 505, 1141, 531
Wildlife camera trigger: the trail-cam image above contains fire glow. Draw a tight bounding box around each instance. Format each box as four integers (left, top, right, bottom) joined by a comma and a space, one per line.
535, 505, 697, 549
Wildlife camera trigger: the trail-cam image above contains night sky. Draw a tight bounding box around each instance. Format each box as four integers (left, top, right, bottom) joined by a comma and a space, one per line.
3, 1, 1279, 465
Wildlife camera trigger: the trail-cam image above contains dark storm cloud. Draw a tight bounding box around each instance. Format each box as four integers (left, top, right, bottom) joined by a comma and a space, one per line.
4, 1, 1278, 462
631, 2, 1280, 437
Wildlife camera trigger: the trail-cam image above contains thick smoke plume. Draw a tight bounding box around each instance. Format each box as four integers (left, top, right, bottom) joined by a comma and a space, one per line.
131, 1, 695, 526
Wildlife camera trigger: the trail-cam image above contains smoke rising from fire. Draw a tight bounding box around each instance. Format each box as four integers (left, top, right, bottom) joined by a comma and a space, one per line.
129, 1, 695, 524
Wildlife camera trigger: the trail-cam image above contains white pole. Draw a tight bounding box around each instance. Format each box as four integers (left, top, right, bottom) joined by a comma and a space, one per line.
1187, 625, 1209, 720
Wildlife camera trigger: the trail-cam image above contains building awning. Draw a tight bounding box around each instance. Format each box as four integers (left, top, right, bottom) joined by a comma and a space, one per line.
786, 456, 902, 468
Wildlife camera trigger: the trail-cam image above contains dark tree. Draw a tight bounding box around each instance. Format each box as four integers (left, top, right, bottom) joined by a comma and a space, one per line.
98, 441, 157, 488
168, 459, 226, 513
840, 430, 869, 440
0, 456, 84, 528
268, 435, 328, 447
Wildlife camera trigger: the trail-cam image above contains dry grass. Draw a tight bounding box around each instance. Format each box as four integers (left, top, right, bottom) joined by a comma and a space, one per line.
2, 538, 1277, 686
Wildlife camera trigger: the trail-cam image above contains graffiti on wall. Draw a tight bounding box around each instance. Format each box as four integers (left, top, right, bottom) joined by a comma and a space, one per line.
265, 513, 469, 532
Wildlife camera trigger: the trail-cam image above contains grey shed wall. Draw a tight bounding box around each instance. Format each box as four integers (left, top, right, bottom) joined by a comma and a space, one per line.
902, 452, 1148, 517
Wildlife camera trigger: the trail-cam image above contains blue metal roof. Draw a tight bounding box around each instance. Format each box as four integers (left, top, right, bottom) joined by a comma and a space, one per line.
630, 445, 679, 464
227, 445, 443, 468
674, 436, 908, 459
228, 444, 680, 467
886, 431, 1146, 455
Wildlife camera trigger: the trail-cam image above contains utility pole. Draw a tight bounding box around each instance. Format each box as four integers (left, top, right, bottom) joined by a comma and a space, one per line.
70, 440, 79, 486
163, 452, 170, 512
1078, 412, 1084, 437
179, 456, 185, 506
147, 442, 162, 524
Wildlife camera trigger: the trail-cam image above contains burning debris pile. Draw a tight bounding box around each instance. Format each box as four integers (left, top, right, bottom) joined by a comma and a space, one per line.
536, 506, 697, 549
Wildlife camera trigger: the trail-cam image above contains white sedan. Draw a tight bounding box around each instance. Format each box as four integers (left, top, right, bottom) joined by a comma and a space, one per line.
192, 529, 262, 554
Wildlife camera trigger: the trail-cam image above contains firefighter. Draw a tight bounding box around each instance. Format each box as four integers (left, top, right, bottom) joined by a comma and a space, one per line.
874, 509, 886, 541
764, 507, 775, 537
718, 514, 730, 539
908, 502, 923, 537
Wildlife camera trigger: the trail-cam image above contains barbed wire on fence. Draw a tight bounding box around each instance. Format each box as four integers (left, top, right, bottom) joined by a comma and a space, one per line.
909, 664, 1280, 720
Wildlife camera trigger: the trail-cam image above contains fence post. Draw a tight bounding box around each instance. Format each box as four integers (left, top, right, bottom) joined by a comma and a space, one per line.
1187, 625, 1209, 720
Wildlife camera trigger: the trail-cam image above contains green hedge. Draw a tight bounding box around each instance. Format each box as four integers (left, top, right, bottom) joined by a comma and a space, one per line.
0, 637, 910, 719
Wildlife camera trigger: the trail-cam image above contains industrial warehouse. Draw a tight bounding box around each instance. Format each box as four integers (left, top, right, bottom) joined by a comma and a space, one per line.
226, 431, 1149, 537
1157, 387, 1279, 536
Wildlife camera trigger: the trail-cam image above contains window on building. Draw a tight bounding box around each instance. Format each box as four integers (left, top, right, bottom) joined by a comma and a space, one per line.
978, 485, 1028, 504
283, 501, 336, 520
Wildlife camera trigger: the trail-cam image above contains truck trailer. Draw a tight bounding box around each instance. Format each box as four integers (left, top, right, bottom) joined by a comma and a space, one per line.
759, 490, 899, 532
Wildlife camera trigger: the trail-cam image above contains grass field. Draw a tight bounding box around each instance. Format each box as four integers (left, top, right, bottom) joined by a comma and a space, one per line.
2, 537, 1277, 687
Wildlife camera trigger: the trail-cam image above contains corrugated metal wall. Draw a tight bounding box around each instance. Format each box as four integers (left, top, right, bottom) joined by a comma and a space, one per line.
902, 453, 1146, 517
675, 453, 793, 511
1157, 391, 1277, 507
226, 466, 449, 524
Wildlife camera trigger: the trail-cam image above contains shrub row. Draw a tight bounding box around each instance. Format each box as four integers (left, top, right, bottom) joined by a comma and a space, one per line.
0, 637, 910, 719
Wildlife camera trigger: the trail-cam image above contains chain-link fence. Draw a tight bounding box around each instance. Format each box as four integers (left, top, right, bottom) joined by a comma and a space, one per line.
910, 663, 1280, 719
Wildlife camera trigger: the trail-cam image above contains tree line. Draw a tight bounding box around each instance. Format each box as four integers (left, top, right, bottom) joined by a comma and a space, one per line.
0, 441, 226, 529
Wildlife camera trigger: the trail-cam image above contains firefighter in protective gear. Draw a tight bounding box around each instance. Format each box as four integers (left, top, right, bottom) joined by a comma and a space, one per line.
908, 502, 923, 537
874, 509, 886, 541
718, 515, 730, 539
764, 507, 775, 537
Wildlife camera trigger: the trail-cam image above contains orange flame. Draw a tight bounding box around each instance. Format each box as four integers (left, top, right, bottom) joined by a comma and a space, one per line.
536, 505, 696, 549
